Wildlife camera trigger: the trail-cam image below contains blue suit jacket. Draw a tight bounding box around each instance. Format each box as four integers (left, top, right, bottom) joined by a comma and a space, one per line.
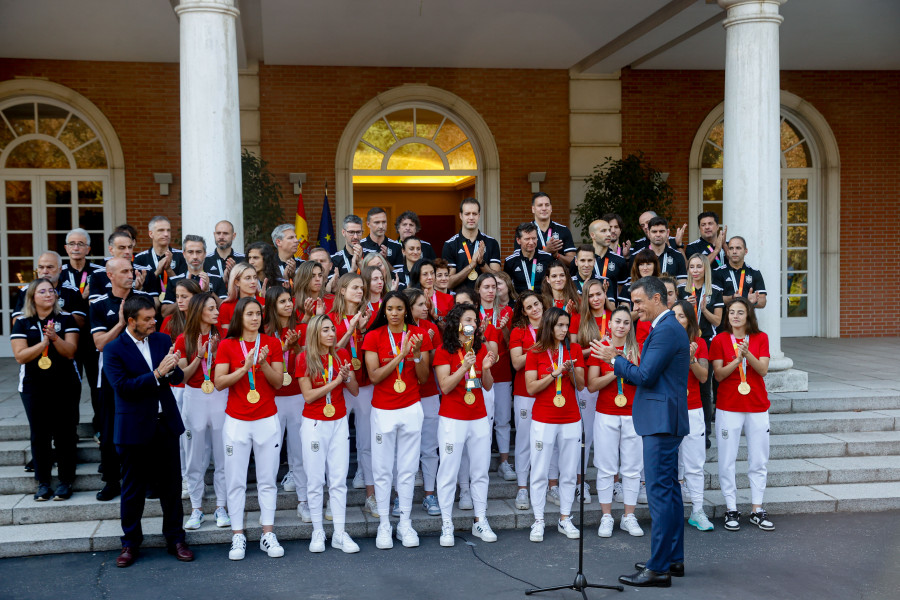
103, 331, 185, 445
613, 311, 690, 437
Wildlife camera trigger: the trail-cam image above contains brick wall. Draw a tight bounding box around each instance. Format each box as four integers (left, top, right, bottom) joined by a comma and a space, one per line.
621, 68, 900, 337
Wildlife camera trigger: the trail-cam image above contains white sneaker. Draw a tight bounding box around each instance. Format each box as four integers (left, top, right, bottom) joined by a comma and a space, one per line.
184, 508, 204, 530
472, 519, 497, 542
575, 485, 591, 505
260, 531, 284, 557
325, 501, 333, 521
620, 513, 645, 537
612, 481, 624, 504
181, 477, 189, 500
332, 531, 360, 553
458, 487, 473, 510
281, 471, 296, 492
498, 461, 517, 481
214, 507, 231, 528
637, 482, 648, 504
376, 522, 393, 549
558, 517, 580, 539
365, 495, 379, 519
440, 519, 455, 547
309, 529, 327, 553
297, 501, 312, 523
597, 513, 614, 538
228, 533, 246, 560
396, 522, 420, 548
515, 488, 530, 510
352, 470, 365, 489
547, 486, 561, 506
681, 481, 691, 504
415, 470, 424, 487
689, 509, 715, 531
530, 520, 545, 542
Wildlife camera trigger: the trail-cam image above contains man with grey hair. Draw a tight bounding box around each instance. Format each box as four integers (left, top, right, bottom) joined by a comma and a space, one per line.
134, 216, 188, 298
331, 214, 372, 276
61, 228, 105, 299
161, 235, 227, 317
271, 223, 300, 283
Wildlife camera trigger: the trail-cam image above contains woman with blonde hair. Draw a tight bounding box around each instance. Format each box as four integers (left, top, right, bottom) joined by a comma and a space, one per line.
218, 262, 264, 330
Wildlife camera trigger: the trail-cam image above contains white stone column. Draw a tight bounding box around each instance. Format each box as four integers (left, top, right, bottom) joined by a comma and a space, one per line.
175, 0, 244, 251
718, 0, 806, 391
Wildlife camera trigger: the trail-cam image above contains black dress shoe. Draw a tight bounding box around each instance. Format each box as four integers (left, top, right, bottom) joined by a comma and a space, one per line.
635, 561, 684, 577
24, 459, 34, 473
96, 482, 121, 501
619, 568, 671, 588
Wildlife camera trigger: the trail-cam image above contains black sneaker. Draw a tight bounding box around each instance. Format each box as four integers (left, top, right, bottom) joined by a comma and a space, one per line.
24, 459, 34, 473
54, 483, 74, 501
96, 482, 121, 501
724, 510, 741, 531
34, 483, 53, 501
749, 509, 775, 531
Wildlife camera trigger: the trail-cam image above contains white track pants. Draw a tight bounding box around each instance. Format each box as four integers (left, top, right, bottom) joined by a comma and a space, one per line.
419, 394, 440, 492
173, 387, 187, 477
492, 381, 513, 454
223, 414, 280, 531
301, 416, 350, 532
437, 416, 491, 521
458, 387, 495, 488
513, 395, 535, 486
347, 384, 374, 486
716, 409, 770, 510
593, 413, 642, 505
678, 407, 707, 506
530, 420, 581, 521
371, 403, 423, 525
182, 385, 228, 508
275, 394, 307, 501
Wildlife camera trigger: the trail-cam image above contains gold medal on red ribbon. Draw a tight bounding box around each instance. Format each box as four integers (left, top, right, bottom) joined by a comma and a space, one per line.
201, 380, 215, 394
394, 379, 406, 393
282, 373, 292, 387
464, 391, 476, 405
323, 403, 336, 418
738, 382, 751, 395
614, 393, 627, 408
158, 292, 166, 303
351, 358, 361, 370
247, 389, 260, 403
553, 393, 566, 408
467, 270, 478, 281
38, 356, 52, 370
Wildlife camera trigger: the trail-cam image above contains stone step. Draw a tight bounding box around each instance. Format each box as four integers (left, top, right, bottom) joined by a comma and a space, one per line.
704, 455, 900, 489
768, 410, 898, 434
0, 420, 94, 443
772, 390, 900, 414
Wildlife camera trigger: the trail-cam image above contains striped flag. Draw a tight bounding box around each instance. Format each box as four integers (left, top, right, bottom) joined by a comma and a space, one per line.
294, 185, 310, 259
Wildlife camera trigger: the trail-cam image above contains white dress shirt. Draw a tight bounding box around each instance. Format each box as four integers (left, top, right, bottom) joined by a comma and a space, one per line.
125, 328, 161, 412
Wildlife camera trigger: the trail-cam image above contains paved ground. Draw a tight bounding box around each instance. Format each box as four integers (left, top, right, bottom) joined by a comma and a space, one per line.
1, 511, 899, 600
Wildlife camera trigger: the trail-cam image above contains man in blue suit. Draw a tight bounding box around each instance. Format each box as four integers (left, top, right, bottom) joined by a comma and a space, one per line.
593, 276, 689, 587
103, 295, 193, 567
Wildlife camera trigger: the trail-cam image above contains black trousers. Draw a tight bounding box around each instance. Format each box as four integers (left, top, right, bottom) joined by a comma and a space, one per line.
76, 347, 101, 433
116, 416, 185, 549
98, 374, 121, 483
20, 386, 80, 485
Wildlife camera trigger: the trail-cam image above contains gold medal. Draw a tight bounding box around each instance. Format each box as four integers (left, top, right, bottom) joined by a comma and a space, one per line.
201, 380, 215, 394
323, 403, 336, 418
282, 373, 292, 387
393, 379, 406, 393
553, 394, 566, 408
38, 356, 52, 370
351, 358, 361, 370
158, 292, 166, 303
738, 382, 751, 395
467, 269, 478, 281
464, 391, 476, 405
614, 393, 627, 408
247, 389, 260, 403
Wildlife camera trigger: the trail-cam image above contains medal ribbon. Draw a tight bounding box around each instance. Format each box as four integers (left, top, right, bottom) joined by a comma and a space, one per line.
535, 225, 553, 250
78, 271, 87, 293
431, 291, 439, 319
323, 354, 334, 406
240, 335, 261, 393
617, 343, 627, 395
521, 258, 537, 290
201, 335, 212, 383
278, 330, 290, 376
730, 269, 746, 296
730, 334, 748, 385
456, 349, 474, 390
691, 284, 705, 320
343, 317, 358, 362
463, 240, 480, 270
547, 343, 565, 397
387, 325, 408, 381
599, 312, 607, 338
39, 318, 51, 361
480, 306, 497, 327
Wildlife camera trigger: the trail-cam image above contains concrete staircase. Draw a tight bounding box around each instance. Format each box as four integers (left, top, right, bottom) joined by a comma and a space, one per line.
1, 389, 899, 558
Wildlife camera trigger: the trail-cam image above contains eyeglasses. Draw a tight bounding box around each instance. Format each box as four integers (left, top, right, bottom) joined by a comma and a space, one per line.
35, 289, 58, 296
66, 242, 89, 249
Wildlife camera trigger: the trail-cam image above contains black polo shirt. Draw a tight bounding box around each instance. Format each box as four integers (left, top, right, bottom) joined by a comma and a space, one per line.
685, 238, 727, 270
361, 236, 404, 267
442, 231, 502, 291
330, 247, 377, 276
503, 249, 554, 294
394, 263, 413, 291
654, 246, 687, 282
276, 256, 303, 286
60, 261, 105, 294
10, 313, 81, 391
715, 263, 767, 299
593, 251, 627, 297
677, 283, 725, 339
133, 248, 188, 293
89, 289, 158, 337
203, 248, 245, 279
12, 281, 86, 323
397, 238, 437, 262
630, 235, 679, 254
162, 272, 228, 304
88, 263, 157, 303
513, 220, 577, 256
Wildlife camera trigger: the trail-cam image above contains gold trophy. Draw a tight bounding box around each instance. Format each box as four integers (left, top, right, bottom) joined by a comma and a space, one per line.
461, 324, 477, 405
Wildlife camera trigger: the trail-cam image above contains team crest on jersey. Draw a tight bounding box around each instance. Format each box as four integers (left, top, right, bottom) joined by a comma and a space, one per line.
608, 263, 616, 273
535, 441, 543, 451
54, 321, 61, 332
745, 275, 754, 283
311, 441, 320, 452
376, 433, 383, 444
520, 409, 528, 419
59, 298, 65, 308
226, 445, 233, 456
535, 264, 544, 273
445, 443, 453, 454
721, 429, 728, 440
185, 430, 192, 440
666, 256, 674, 265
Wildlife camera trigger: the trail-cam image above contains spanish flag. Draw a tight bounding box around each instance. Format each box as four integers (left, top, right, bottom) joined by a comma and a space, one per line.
294, 186, 310, 259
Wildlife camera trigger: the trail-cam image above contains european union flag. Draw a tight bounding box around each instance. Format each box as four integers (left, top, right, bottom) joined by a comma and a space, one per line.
318, 186, 338, 254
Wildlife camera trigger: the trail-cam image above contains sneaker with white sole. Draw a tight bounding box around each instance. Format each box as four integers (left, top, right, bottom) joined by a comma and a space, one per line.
515, 488, 530, 510
597, 514, 614, 538
558, 517, 580, 539
440, 520, 455, 547
332, 531, 360, 553
458, 487, 473, 510
612, 481, 625, 504
423, 494, 441, 516
749, 509, 775, 531
391, 497, 401, 518
352, 470, 365, 489
472, 519, 497, 542
530, 520, 545, 542
547, 486, 561, 506
689, 509, 715, 531
297, 501, 312, 523
281, 471, 296, 492
415, 470, 424, 487
575, 485, 591, 505
325, 501, 333, 521
184, 508, 204, 530
724, 510, 741, 531
396, 522, 420, 547
637, 482, 648, 504
260, 531, 284, 557
620, 513, 644, 537
681, 481, 691, 505
365, 495, 379, 519
214, 507, 230, 528
498, 461, 517, 481
309, 529, 326, 553
181, 477, 189, 500
228, 533, 247, 560
376, 523, 393, 549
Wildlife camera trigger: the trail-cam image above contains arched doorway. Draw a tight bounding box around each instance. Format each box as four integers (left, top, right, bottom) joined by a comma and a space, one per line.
0, 84, 123, 355
689, 93, 841, 337
336, 85, 500, 254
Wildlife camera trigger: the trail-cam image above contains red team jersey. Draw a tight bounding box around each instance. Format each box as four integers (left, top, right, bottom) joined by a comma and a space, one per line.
525, 343, 585, 425
295, 348, 351, 421
587, 341, 638, 416
330, 312, 370, 387
509, 325, 539, 397
217, 296, 265, 329
174, 331, 219, 389
416, 319, 442, 398
272, 324, 305, 397
433, 345, 489, 420
362, 324, 434, 410
482, 306, 513, 383
687, 337, 708, 411
214, 334, 282, 421
709, 331, 770, 412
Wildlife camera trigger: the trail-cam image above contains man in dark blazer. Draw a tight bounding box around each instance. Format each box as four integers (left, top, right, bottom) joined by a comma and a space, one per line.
593, 276, 689, 588
103, 294, 193, 567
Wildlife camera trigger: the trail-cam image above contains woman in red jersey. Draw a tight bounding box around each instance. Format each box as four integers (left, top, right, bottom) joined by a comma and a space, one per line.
540, 260, 579, 315
218, 262, 264, 331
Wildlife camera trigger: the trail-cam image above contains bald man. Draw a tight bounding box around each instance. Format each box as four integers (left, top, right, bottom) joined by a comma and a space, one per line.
12, 252, 86, 325
588, 219, 627, 303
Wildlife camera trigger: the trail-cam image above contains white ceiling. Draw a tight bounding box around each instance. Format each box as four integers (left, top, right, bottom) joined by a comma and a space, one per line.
0, 0, 897, 71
